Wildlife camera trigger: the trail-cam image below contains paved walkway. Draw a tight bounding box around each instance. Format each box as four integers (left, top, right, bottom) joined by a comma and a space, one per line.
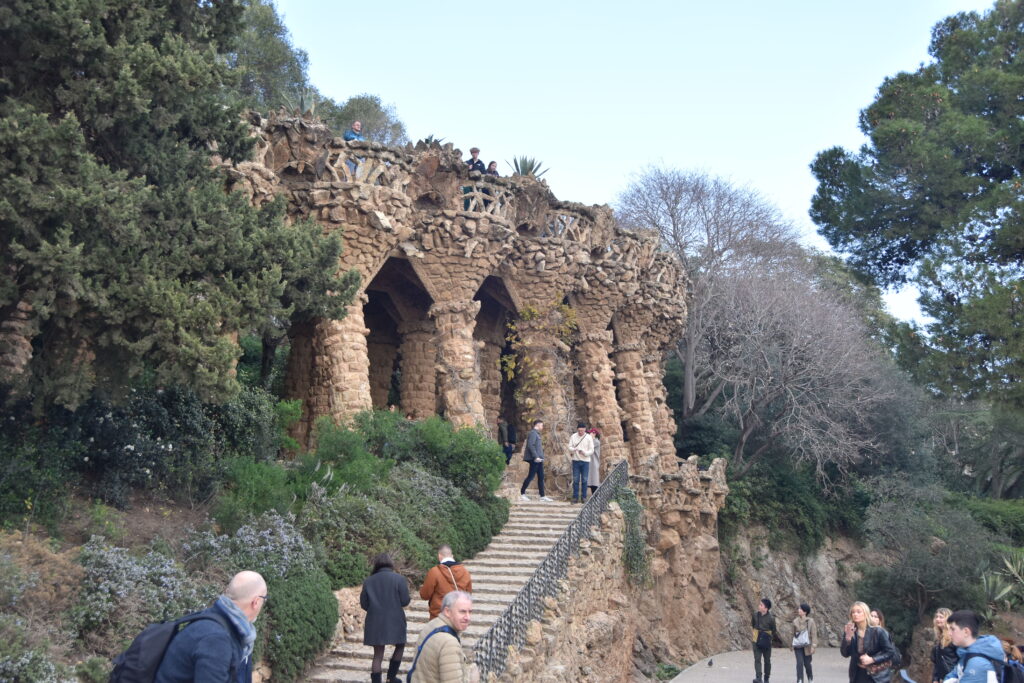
671, 648, 858, 683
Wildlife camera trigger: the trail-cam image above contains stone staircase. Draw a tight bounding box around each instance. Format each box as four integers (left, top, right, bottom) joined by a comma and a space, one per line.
307, 499, 579, 682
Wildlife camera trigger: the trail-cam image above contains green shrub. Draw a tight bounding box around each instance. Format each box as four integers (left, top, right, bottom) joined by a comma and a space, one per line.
478, 493, 510, 536
183, 513, 338, 678
75, 656, 111, 683
212, 459, 295, 534
314, 418, 391, 492
448, 497, 494, 559
952, 494, 1024, 546
71, 537, 216, 655
208, 386, 281, 461
319, 536, 371, 589
0, 421, 78, 530
0, 614, 72, 683
351, 410, 421, 462
262, 569, 337, 683
615, 487, 650, 587
299, 489, 433, 586
408, 416, 504, 499
718, 460, 868, 555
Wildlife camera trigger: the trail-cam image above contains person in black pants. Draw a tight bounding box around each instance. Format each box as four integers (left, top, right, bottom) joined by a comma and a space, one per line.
751, 597, 777, 683
360, 554, 410, 683
520, 420, 552, 501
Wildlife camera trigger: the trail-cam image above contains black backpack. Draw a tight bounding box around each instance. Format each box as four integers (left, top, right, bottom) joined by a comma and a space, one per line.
109, 609, 233, 683
963, 653, 1024, 683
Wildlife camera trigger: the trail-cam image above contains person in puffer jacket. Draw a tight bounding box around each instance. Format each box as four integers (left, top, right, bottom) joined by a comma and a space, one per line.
944, 610, 1004, 683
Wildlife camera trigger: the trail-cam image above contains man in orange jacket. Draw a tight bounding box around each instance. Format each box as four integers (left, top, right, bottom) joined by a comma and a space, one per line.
419, 545, 473, 620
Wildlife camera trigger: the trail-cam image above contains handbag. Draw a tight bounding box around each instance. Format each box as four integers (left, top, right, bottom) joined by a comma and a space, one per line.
756, 630, 772, 649
792, 629, 810, 648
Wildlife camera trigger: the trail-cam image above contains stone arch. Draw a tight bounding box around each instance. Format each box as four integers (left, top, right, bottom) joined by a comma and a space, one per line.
364, 257, 436, 419
472, 275, 520, 438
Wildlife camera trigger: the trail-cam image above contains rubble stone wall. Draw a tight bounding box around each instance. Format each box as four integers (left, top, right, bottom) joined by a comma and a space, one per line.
502, 456, 727, 681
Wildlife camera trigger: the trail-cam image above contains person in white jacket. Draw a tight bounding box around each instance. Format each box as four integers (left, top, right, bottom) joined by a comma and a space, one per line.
567, 422, 594, 503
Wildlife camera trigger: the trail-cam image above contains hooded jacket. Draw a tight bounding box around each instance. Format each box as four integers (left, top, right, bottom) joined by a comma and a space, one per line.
419, 560, 473, 619
944, 634, 1004, 683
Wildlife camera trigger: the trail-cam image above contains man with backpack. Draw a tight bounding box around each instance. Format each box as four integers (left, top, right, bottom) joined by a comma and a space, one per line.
154, 571, 267, 683
944, 610, 1020, 683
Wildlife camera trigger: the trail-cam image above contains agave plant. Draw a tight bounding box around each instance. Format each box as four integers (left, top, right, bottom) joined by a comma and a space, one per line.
507, 156, 549, 178
282, 87, 318, 116
419, 134, 446, 145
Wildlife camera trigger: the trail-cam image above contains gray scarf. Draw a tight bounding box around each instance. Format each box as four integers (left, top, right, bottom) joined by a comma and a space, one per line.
216, 594, 257, 663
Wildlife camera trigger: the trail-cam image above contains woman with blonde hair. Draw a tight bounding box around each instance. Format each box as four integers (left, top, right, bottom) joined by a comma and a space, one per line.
930, 607, 957, 683
840, 601, 897, 683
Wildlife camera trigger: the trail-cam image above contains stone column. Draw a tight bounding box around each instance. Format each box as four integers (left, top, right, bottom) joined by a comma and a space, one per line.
612, 337, 659, 468
397, 319, 436, 419
645, 353, 679, 466
284, 295, 373, 449
478, 338, 504, 433
515, 315, 575, 494
576, 330, 627, 472
429, 300, 485, 428
367, 341, 398, 409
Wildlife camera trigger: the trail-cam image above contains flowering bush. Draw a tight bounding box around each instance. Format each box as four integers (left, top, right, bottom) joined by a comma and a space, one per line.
0, 614, 74, 683
183, 513, 336, 681
71, 537, 216, 655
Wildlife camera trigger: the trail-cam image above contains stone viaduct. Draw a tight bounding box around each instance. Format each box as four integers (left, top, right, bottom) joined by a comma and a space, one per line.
229, 113, 690, 486
230, 115, 730, 664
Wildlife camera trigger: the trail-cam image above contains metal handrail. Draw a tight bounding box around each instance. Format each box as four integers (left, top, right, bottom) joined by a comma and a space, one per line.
471, 459, 629, 678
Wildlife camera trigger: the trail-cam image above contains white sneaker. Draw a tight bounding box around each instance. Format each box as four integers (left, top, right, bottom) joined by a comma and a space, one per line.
539, 496, 554, 502
519, 494, 530, 501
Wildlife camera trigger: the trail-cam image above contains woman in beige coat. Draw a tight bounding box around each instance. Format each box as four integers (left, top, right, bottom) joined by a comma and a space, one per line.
792, 602, 817, 683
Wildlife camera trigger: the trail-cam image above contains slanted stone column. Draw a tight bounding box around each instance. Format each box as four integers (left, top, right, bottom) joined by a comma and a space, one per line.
645, 353, 679, 465
576, 330, 627, 474
430, 300, 485, 428
612, 315, 660, 469
398, 319, 436, 419
284, 295, 373, 448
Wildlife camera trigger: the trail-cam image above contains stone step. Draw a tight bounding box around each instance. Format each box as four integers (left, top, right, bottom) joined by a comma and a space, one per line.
309, 498, 580, 679
481, 539, 565, 551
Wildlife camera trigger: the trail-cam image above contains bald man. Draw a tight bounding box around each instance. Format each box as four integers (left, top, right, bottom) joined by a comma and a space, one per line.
156, 571, 267, 683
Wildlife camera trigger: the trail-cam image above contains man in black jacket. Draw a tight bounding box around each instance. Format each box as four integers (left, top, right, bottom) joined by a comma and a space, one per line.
519, 420, 552, 501
751, 597, 778, 683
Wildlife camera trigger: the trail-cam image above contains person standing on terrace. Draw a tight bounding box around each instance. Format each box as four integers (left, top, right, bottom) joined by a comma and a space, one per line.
465, 147, 485, 173
344, 120, 364, 141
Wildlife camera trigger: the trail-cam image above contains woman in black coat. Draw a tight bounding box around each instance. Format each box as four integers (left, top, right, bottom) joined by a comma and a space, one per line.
840, 601, 898, 683
360, 553, 411, 683
930, 608, 958, 683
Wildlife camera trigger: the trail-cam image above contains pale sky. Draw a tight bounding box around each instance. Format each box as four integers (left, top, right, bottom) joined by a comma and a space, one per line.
273, 0, 996, 320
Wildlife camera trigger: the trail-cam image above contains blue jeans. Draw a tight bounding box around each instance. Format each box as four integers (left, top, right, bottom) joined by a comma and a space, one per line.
571, 460, 590, 501
521, 461, 545, 496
